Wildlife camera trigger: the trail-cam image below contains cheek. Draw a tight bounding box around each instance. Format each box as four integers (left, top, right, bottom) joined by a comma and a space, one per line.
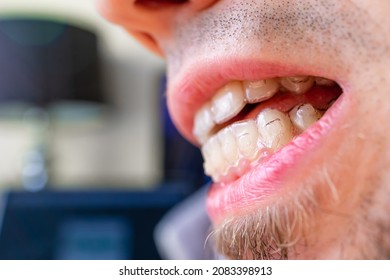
335, 84, 390, 212
350, 0, 390, 28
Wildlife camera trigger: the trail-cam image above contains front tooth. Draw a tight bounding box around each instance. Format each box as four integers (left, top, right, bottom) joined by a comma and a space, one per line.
257, 109, 294, 151
244, 78, 279, 103
193, 103, 215, 144
315, 77, 336, 86
201, 136, 225, 178
231, 120, 260, 160
289, 104, 322, 133
280, 76, 314, 94
218, 126, 239, 165
211, 81, 245, 124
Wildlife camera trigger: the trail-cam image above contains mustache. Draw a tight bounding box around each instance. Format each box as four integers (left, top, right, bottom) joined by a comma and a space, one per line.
166, 0, 387, 77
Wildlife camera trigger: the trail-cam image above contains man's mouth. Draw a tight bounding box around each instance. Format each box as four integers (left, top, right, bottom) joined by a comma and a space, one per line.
171, 66, 348, 225
193, 76, 342, 184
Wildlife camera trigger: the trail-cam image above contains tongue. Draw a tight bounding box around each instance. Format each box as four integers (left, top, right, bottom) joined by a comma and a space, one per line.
241, 85, 342, 120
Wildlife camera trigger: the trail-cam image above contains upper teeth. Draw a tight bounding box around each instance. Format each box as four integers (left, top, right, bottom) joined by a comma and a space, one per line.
194, 76, 332, 145
243, 78, 280, 103
280, 76, 314, 94
194, 75, 337, 183
211, 81, 246, 124
193, 103, 215, 145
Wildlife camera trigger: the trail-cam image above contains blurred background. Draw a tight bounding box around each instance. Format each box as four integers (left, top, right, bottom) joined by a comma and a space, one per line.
0, 0, 206, 259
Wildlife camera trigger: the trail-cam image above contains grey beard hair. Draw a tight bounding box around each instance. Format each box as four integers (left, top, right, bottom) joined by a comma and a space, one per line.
209, 186, 318, 260
350, 180, 390, 259
207, 165, 343, 260
207, 168, 390, 260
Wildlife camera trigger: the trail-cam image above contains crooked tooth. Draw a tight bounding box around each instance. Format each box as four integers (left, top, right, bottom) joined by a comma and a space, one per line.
201, 135, 225, 179
231, 120, 260, 160
193, 103, 215, 144
280, 76, 314, 94
211, 81, 245, 124
244, 78, 279, 103
257, 109, 294, 151
289, 104, 322, 133
315, 77, 336, 86
218, 126, 239, 165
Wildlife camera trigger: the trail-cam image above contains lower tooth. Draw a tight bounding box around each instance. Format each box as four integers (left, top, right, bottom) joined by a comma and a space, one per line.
218, 127, 239, 165
289, 104, 322, 133
231, 120, 260, 160
257, 109, 294, 150
202, 103, 324, 183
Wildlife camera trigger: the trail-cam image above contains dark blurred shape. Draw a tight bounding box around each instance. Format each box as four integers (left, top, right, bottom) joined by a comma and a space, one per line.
0, 18, 105, 106
0, 18, 106, 191
0, 184, 186, 260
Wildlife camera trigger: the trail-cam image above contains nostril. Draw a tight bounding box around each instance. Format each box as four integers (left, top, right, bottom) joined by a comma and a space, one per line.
135, 0, 189, 9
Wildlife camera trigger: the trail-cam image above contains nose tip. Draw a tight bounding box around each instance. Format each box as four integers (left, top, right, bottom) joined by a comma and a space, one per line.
98, 0, 219, 56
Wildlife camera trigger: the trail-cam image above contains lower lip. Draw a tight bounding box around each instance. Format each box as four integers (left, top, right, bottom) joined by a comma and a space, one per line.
206, 94, 347, 225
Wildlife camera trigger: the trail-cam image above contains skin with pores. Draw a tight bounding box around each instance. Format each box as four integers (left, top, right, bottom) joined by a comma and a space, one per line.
98, 0, 390, 259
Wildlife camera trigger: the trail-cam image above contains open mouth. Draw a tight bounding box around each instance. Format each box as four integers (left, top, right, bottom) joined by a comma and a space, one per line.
194, 76, 342, 184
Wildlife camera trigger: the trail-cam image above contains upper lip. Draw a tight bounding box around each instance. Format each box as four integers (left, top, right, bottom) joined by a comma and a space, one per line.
167, 57, 342, 146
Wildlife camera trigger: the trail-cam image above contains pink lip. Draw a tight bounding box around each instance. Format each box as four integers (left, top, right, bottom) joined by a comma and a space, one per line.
167, 57, 348, 225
